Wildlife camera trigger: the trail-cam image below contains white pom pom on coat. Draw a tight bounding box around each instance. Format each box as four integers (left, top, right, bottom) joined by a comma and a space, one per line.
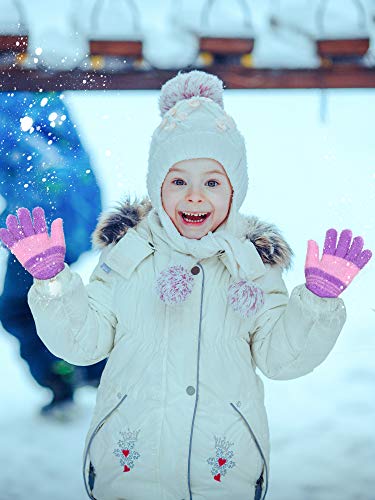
155, 265, 265, 319
158, 70, 224, 117
227, 280, 265, 319
155, 265, 195, 305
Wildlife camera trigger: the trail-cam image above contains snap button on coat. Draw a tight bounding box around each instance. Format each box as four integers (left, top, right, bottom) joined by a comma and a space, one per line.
186, 386, 195, 395
191, 266, 200, 275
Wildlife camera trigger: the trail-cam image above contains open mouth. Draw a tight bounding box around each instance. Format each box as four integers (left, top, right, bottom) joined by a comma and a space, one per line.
179, 211, 211, 225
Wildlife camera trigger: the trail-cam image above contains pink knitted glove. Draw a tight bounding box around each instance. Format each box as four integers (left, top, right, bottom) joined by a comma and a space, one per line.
0, 207, 66, 280
305, 228, 372, 298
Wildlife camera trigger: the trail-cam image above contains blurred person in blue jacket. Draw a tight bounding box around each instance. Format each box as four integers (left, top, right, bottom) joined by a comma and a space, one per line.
0, 91, 106, 418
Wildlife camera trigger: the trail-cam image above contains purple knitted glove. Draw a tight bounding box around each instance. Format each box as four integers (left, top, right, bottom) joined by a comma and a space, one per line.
305, 228, 372, 298
0, 207, 66, 280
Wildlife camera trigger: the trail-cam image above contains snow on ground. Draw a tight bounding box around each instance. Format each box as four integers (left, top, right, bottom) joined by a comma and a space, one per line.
0, 89, 375, 499
0, 328, 96, 499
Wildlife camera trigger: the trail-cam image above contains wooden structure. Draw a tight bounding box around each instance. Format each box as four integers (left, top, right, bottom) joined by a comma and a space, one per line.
0, 0, 374, 91
197, 0, 255, 67
316, 38, 370, 66
89, 40, 142, 58
198, 38, 255, 68
0, 0, 29, 64
1, 66, 375, 91
88, 0, 143, 70
0, 35, 28, 54
315, 0, 370, 66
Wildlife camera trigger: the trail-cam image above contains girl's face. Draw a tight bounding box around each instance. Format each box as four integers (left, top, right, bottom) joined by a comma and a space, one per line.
161, 158, 233, 239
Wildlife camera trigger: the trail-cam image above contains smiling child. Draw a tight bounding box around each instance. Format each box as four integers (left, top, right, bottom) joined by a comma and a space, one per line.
0, 70, 372, 500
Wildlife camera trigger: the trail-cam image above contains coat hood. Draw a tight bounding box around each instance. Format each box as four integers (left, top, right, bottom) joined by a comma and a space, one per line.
91, 195, 293, 270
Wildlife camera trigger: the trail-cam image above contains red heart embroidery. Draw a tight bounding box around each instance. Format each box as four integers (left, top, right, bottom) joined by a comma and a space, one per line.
122, 449, 130, 457
218, 458, 226, 466
123, 465, 130, 472
214, 473, 221, 482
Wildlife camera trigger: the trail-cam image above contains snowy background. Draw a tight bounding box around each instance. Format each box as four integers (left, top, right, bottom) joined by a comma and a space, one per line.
0, 88, 374, 500
1, 0, 375, 499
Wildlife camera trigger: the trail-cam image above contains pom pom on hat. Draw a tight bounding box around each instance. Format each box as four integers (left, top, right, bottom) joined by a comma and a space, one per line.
148, 69, 249, 216
158, 70, 224, 117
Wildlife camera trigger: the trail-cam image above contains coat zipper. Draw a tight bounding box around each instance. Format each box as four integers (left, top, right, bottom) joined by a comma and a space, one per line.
82, 394, 128, 499
230, 403, 269, 500
186, 264, 268, 500
187, 263, 205, 500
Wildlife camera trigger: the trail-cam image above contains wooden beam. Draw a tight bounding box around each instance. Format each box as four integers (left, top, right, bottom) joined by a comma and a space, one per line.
199, 38, 254, 55
0, 35, 28, 54
89, 40, 143, 57
0, 65, 375, 91
316, 38, 369, 57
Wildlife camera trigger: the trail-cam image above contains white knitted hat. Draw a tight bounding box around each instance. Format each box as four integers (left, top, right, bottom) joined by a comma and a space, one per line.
146, 70, 248, 217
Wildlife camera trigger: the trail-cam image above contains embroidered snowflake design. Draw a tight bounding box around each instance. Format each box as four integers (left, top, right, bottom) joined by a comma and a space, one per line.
207, 435, 236, 482
113, 428, 141, 472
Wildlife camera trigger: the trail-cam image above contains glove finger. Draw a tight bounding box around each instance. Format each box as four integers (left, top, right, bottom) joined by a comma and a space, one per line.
32, 207, 48, 234
354, 249, 372, 269
0, 228, 16, 249
50, 218, 66, 248
335, 229, 352, 258
345, 236, 364, 263
17, 208, 35, 237
305, 239, 320, 268
323, 228, 337, 256
6, 214, 24, 241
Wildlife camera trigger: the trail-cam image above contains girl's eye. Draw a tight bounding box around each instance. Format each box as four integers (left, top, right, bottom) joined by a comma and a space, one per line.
207, 180, 219, 187
172, 179, 185, 186
172, 179, 220, 187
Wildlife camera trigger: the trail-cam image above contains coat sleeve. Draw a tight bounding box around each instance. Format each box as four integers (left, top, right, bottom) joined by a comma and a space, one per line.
249, 264, 347, 380
27, 245, 118, 366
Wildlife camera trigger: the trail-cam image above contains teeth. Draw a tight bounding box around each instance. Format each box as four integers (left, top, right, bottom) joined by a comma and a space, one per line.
181, 211, 208, 223
185, 218, 204, 223
182, 211, 208, 217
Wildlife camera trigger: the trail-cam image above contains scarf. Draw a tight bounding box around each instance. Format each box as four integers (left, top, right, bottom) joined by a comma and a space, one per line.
145, 205, 266, 319
147, 207, 264, 280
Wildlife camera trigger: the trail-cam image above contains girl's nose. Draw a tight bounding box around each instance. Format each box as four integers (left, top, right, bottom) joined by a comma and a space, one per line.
187, 194, 204, 203
186, 189, 204, 203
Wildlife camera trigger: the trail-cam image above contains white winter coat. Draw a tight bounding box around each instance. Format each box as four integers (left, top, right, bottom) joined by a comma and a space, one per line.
27, 198, 346, 500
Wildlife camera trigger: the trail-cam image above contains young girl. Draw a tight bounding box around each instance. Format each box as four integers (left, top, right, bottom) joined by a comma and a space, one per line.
0, 70, 372, 500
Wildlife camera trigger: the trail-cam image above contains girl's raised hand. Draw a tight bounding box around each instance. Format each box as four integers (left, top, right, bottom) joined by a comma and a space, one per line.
0, 207, 66, 280
305, 228, 372, 298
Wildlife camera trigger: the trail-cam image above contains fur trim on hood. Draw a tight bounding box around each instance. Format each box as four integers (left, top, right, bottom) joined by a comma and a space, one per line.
91, 195, 293, 270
